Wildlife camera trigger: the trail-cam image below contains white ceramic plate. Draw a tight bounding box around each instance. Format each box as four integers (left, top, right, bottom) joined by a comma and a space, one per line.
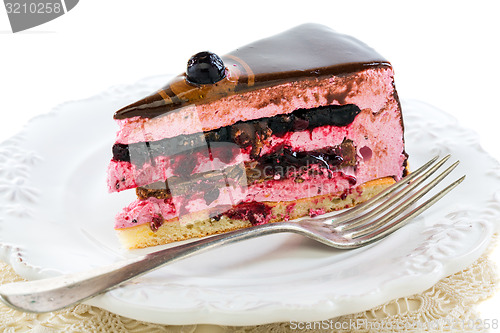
0, 76, 499, 325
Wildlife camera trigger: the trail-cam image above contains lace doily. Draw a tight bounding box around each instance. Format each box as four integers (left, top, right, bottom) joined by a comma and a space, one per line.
0, 235, 497, 333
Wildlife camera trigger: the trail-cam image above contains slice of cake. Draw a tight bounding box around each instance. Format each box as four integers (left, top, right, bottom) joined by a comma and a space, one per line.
108, 23, 408, 249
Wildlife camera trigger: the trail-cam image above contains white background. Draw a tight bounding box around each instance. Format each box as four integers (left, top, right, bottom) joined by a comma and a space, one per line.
0, 0, 499, 326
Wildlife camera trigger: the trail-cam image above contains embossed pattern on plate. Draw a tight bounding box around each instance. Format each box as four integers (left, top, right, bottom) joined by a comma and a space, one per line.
0, 76, 499, 325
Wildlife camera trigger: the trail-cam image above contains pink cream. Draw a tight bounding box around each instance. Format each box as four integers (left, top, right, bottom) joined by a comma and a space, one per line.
115, 170, 363, 229
108, 103, 404, 193
113, 68, 395, 145
114, 103, 406, 230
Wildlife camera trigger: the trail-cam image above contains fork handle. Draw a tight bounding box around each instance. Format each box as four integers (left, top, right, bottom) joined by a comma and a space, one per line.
0, 222, 304, 313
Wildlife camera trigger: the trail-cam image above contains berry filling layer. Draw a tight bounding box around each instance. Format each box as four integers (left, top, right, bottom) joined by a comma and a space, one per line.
108, 104, 405, 193
135, 141, 356, 201
115, 170, 362, 230
113, 103, 405, 231
112, 103, 361, 166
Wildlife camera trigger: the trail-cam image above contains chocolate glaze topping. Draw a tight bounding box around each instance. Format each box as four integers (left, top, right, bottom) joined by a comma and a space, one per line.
114, 24, 389, 120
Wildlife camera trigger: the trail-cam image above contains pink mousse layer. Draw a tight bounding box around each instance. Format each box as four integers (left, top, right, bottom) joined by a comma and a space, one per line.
115, 170, 360, 229
114, 103, 406, 229
113, 67, 395, 145
108, 102, 403, 193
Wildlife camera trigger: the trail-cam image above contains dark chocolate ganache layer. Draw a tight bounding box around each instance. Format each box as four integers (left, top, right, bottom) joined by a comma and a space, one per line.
136, 140, 356, 201
113, 103, 361, 167
114, 24, 389, 120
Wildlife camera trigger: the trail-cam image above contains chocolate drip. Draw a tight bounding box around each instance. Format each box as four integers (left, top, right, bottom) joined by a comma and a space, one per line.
114, 24, 389, 120
113, 104, 361, 166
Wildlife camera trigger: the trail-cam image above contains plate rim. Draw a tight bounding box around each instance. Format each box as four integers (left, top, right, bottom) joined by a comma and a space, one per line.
0, 77, 499, 325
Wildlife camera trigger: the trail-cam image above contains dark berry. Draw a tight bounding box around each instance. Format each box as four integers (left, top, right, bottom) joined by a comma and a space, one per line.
345, 175, 357, 186
186, 51, 225, 84
340, 191, 348, 200
225, 202, 272, 226
112, 143, 130, 161
149, 215, 163, 231
293, 117, 309, 131
268, 116, 293, 136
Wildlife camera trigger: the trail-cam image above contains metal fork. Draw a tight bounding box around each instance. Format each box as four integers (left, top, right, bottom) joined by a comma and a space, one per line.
0, 155, 464, 313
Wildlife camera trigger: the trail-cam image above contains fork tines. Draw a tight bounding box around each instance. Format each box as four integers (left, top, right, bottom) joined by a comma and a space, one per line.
330, 155, 465, 247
